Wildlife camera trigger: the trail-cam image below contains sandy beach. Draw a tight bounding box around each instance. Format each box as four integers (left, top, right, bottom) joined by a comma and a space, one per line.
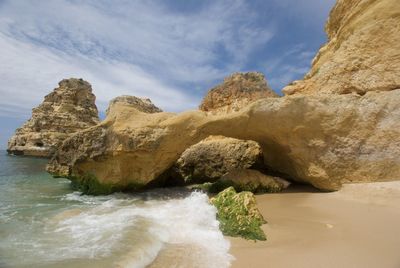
229, 182, 400, 268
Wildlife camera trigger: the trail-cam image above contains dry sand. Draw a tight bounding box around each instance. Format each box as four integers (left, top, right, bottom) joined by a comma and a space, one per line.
230, 182, 400, 268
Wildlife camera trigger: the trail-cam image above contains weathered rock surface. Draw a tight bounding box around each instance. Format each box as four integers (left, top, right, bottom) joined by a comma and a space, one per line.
106, 95, 162, 115
210, 187, 266, 241
46, 0, 400, 193
199, 72, 278, 113
283, 0, 400, 95
47, 89, 400, 192
7, 79, 99, 157
209, 169, 290, 194
172, 136, 263, 184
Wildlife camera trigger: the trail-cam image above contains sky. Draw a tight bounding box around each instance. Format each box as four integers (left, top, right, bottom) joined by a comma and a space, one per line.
0, 0, 336, 149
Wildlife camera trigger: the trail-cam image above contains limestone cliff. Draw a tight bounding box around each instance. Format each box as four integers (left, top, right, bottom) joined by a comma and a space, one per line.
7, 78, 99, 157
283, 0, 400, 95
46, 0, 400, 193
199, 72, 278, 113
47, 90, 400, 193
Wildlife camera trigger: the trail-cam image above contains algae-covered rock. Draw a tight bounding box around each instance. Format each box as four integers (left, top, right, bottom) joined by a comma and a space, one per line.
209, 169, 290, 193
210, 187, 266, 241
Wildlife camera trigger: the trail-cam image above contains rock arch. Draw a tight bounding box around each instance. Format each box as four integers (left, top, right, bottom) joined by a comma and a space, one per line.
47, 90, 400, 192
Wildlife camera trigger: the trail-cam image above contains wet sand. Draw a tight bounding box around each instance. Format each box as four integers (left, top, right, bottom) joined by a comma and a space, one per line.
229, 182, 400, 268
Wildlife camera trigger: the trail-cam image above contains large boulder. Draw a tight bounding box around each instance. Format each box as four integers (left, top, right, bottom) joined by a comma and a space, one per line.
199, 72, 278, 113
47, 90, 400, 193
7, 78, 99, 157
172, 136, 263, 184
208, 169, 290, 194
283, 0, 400, 95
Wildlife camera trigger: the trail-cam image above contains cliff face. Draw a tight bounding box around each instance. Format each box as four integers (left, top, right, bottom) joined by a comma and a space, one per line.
283, 0, 400, 95
46, 0, 400, 194
199, 72, 278, 113
47, 90, 400, 193
7, 79, 99, 157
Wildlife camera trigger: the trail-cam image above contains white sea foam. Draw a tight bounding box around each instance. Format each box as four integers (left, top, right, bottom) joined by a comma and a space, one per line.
40, 191, 233, 267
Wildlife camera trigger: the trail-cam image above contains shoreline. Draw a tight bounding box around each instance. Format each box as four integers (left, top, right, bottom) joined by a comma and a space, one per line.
229, 182, 400, 268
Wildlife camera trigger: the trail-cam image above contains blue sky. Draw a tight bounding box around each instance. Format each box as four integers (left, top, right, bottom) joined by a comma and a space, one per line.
0, 0, 335, 149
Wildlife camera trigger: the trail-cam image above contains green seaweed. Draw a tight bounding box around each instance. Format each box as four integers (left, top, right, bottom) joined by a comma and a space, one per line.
68, 173, 145, 195
210, 187, 267, 241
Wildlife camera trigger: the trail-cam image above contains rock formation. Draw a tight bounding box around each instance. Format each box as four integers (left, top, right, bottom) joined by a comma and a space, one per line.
46, 0, 400, 193
199, 72, 278, 113
106, 95, 162, 115
47, 89, 400, 193
210, 187, 266, 241
7, 79, 99, 157
208, 169, 290, 194
172, 136, 263, 184
283, 0, 400, 95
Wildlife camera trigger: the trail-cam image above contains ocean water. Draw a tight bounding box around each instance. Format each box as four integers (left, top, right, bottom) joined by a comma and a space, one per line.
0, 152, 233, 268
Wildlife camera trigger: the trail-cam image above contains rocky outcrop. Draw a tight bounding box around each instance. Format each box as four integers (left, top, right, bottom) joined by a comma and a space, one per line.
106, 95, 162, 115
46, 0, 400, 193
199, 72, 278, 113
178, 72, 275, 185
283, 0, 400, 95
210, 187, 266, 241
172, 136, 263, 184
47, 90, 400, 193
7, 79, 99, 157
209, 169, 290, 194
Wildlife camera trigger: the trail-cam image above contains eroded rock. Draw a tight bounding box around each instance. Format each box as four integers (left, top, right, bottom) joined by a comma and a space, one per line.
209, 169, 290, 194
199, 72, 278, 113
172, 136, 263, 184
7, 78, 99, 157
283, 0, 400, 95
46, 0, 400, 193
106, 95, 162, 115
47, 90, 400, 193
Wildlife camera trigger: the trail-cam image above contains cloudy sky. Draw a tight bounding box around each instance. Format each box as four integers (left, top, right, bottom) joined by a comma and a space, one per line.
0, 0, 335, 149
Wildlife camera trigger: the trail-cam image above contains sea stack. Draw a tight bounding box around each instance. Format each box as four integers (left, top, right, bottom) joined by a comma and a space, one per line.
7, 78, 100, 157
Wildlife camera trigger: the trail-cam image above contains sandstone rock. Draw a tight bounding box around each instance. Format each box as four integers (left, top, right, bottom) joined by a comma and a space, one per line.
282, 0, 400, 95
172, 136, 263, 184
46, 0, 400, 193
209, 169, 290, 193
7, 78, 99, 157
46, 96, 172, 193
106, 95, 162, 115
210, 187, 266, 241
199, 72, 278, 113
47, 90, 400, 193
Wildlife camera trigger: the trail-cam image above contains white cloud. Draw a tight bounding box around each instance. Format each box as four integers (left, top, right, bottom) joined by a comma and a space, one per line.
263, 44, 316, 91
0, 0, 276, 117
0, 33, 200, 115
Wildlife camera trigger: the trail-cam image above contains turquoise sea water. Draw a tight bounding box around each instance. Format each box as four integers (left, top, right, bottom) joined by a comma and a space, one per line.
0, 152, 232, 268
